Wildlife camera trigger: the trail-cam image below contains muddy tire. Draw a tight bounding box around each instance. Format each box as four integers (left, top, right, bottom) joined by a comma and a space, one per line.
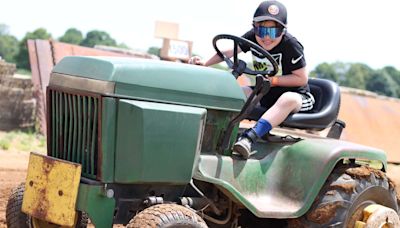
6, 183, 29, 228
288, 165, 398, 227
127, 204, 208, 228
6, 183, 88, 228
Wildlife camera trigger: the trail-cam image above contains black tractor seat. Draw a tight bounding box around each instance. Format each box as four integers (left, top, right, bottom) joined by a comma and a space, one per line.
246, 78, 341, 131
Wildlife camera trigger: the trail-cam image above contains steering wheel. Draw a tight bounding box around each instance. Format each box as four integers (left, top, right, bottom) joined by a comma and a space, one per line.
212, 34, 278, 78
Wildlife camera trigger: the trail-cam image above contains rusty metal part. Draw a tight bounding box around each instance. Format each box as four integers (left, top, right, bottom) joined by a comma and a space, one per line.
50, 73, 115, 94
28, 39, 53, 135
22, 152, 81, 226
202, 200, 233, 225
46, 85, 104, 179
27, 39, 155, 135
31, 216, 76, 228
354, 204, 400, 228
347, 202, 372, 228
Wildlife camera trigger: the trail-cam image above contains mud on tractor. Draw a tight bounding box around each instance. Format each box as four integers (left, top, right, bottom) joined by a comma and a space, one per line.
6, 35, 400, 227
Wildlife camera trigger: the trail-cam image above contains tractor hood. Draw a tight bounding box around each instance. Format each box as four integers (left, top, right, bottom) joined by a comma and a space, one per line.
51, 56, 246, 111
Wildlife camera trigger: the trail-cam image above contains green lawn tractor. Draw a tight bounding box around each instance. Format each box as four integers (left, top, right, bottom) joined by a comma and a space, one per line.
6, 35, 400, 227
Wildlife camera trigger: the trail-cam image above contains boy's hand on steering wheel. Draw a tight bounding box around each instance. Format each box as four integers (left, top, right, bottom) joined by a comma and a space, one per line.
188, 56, 204, 66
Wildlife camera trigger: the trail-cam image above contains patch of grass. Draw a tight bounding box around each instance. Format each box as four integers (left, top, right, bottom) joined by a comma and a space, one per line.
0, 132, 15, 150
0, 138, 11, 150
0, 130, 46, 154
16, 134, 33, 151
38, 136, 46, 148
16, 68, 32, 76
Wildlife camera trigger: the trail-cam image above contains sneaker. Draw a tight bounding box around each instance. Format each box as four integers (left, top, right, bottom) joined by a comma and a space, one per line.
233, 137, 252, 159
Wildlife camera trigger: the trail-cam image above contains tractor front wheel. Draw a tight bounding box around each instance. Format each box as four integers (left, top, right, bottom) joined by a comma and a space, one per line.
127, 204, 208, 228
6, 183, 88, 228
6, 183, 29, 228
288, 165, 399, 227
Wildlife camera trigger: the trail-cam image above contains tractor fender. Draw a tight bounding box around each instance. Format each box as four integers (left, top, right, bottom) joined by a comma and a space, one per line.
194, 138, 387, 218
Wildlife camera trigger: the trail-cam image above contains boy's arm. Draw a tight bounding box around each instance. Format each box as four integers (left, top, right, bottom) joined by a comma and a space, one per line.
270, 67, 308, 87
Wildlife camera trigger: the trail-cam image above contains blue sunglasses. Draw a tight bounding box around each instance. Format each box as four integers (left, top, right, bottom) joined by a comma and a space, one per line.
254, 26, 284, 39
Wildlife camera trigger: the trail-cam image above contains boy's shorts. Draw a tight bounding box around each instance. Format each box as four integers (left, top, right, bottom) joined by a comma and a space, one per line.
299, 92, 315, 112
259, 90, 315, 113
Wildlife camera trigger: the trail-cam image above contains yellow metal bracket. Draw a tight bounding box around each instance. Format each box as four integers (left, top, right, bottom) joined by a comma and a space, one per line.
22, 152, 82, 227
355, 204, 400, 228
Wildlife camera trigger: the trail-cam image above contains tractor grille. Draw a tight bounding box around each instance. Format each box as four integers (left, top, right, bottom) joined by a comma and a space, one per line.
48, 88, 100, 178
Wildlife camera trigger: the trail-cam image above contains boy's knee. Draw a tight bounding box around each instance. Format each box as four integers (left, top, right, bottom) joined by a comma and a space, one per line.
276, 92, 302, 108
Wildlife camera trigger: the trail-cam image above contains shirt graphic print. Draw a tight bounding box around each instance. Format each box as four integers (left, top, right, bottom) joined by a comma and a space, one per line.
252, 53, 283, 76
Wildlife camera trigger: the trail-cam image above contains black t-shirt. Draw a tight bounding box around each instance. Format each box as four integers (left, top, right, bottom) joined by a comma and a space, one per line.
240, 29, 310, 109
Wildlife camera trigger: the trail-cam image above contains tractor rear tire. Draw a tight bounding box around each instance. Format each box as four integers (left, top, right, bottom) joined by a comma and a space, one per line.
6, 183, 88, 228
288, 165, 398, 228
127, 204, 208, 228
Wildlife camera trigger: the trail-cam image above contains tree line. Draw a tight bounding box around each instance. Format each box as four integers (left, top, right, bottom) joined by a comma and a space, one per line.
310, 62, 400, 98
0, 24, 128, 70
1, 24, 399, 98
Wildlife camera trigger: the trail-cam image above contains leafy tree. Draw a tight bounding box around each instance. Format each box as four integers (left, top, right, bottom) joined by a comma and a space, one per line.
343, 63, 372, 90
0, 24, 19, 63
0, 35, 19, 63
382, 66, 400, 98
382, 66, 400, 84
117, 42, 130, 49
0, 24, 10, 35
15, 28, 52, 70
147, 46, 160, 57
366, 70, 398, 97
80, 30, 117, 48
310, 62, 338, 82
331, 62, 350, 85
59, 28, 83, 45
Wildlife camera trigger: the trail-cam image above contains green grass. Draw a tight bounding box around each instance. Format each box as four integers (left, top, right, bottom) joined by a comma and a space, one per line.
0, 138, 11, 150
16, 68, 32, 77
0, 132, 15, 150
0, 130, 46, 154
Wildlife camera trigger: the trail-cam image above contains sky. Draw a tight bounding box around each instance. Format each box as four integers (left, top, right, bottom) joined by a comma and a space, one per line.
1, 0, 400, 71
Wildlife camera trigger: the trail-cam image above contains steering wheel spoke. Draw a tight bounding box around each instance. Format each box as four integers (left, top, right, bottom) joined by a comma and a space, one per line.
213, 34, 278, 77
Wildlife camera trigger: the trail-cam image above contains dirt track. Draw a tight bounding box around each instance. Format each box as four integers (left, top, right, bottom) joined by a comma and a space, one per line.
0, 150, 30, 228
1, 150, 400, 227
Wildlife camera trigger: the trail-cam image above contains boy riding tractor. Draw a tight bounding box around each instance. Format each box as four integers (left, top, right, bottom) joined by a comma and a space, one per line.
6, 26, 400, 228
